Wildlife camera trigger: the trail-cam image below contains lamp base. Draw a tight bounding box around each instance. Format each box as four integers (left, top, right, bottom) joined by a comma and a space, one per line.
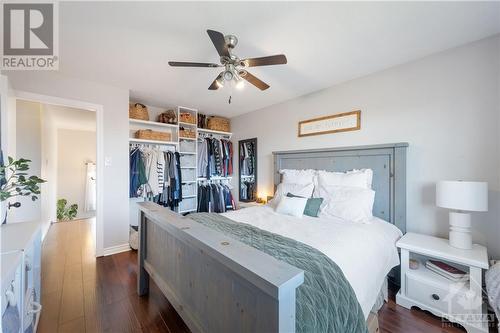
449, 211, 472, 250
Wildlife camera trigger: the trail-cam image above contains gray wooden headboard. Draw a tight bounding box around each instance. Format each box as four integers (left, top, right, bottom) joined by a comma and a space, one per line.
273, 143, 408, 232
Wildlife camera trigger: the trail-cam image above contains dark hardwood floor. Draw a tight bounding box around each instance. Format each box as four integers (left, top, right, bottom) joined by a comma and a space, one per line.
39, 219, 476, 332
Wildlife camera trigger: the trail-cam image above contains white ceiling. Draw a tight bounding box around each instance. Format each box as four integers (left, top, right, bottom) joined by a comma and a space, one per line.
43, 104, 96, 132
58, 1, 500, 117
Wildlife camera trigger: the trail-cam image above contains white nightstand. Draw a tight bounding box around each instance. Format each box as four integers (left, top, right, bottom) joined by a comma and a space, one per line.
396, 232, 489, 333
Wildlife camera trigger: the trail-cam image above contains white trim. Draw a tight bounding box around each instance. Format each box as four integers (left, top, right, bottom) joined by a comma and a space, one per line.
12, 90, 105, 257
103, 243, 131, 256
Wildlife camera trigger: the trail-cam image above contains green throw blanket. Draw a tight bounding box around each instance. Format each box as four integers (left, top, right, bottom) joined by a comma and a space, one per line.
189, 213, 368, 333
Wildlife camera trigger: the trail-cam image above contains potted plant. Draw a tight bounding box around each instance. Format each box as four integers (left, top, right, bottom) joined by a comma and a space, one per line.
56, 199, 78, 221
0, 156, 45, 224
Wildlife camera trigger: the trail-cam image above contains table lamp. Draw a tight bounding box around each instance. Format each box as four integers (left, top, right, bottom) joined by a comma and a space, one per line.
436, 181, 488, 249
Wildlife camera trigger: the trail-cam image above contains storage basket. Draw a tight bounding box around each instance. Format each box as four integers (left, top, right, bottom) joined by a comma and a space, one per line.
129, 103, 149, 121
180, 112, 196, 124
207, 116, 230, 132
179, 128, 196, 139
135, 129, 171, 142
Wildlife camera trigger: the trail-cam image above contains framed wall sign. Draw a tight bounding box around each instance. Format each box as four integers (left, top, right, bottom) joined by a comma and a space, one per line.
298, 110, 361, 137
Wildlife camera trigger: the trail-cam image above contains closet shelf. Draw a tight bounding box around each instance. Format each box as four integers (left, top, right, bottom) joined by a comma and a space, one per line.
179, 151, 196, 155
181, 166, 196, 169
129, 119, 179, 129
197, 128, 232, 136
129, 138, 179, 146
197, 176, 232, 181
179, 136, 197, 141
179, 121, 197, 127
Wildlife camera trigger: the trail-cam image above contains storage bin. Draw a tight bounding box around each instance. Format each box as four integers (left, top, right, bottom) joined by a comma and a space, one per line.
180, 112, 196, 124
182, 168, 196, 180
135, 129, 171, 142
180, 154, 195, 167
129, 103, 149, 121
182, 183, 196, 196
179, 197, 197, 212
207, 116, 230, 132
179, 128, 196, 139
180, 139, 196, 152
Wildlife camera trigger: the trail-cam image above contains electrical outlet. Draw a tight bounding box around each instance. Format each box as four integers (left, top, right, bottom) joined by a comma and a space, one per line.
105, 157, 112, 167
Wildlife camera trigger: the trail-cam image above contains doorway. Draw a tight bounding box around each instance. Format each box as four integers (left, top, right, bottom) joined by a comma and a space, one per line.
4, 91, 104, 257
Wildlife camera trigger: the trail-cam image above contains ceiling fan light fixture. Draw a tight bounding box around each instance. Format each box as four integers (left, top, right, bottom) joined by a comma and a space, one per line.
235, 76, 244, 90
223, 70, 233, 81
215, 76, 224, 88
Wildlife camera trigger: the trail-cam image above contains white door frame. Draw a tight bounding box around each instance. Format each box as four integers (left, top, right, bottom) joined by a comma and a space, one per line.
13, 90, 104, 257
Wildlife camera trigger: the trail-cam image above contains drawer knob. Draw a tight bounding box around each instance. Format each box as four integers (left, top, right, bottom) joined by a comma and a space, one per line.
431, 293, 440, 301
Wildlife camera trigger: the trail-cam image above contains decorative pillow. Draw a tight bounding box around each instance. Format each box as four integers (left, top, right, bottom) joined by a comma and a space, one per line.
279, 169, 316, 185
318, 185, 375, 223
268, 182, 314, 208
286, 193, 324, 217
317, 169, 373, 189
275, 196, 308, 218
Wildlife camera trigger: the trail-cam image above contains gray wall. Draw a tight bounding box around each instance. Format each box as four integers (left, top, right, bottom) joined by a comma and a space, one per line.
231, 35, 500, 258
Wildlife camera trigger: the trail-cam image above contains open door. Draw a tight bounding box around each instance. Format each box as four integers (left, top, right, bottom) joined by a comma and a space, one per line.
0, 74, 17, 224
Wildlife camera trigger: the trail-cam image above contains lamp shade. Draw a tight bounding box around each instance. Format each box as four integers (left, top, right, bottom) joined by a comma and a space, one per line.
436, 181, 488, 212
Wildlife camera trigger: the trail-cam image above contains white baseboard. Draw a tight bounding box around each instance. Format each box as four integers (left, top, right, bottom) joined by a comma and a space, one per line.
103, 243, 131, 256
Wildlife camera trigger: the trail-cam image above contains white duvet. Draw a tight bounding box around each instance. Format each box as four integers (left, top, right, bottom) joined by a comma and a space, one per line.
221, 205, 402, 318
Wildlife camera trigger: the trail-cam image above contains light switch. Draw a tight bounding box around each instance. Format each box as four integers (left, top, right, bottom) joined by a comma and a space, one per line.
104, 157, 112, 167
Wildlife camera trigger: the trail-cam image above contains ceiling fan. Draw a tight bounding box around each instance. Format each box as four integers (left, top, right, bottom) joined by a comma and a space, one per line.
168, 29, 287, 91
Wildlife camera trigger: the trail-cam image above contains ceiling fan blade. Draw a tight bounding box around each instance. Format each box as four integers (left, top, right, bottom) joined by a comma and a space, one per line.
207, 29, 230, 58
240, 71, 270, 90
208, 73, 223, 90
168, 61, 220, 68
242, 54, 287, 67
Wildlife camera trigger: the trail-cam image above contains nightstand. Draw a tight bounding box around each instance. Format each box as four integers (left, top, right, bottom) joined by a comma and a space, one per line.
396, 232, 489, 333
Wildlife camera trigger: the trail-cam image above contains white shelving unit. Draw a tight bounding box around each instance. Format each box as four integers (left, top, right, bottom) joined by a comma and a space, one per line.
129, 103, 234, 218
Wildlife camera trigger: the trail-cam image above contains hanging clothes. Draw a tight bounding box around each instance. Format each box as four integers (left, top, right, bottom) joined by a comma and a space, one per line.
129, 145, 183, 210
197, 137, 233, 179
197, 182, 235, 213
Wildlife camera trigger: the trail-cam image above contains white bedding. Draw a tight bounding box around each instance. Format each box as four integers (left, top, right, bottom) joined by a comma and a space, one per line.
221, 205, 402, 319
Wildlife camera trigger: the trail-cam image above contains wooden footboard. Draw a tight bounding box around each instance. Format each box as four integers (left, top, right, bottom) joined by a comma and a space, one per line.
137, 202, 304, 333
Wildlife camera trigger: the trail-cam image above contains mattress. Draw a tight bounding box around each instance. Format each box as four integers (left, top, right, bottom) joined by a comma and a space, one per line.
222, 205, 402, 318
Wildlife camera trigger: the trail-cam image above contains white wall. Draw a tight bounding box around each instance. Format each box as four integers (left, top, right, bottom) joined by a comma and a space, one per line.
13, 100, 42, 223
231, 36, 500, 257
6, 71, 129, 255
57, 128, 96, 219
40, 105, 57, 237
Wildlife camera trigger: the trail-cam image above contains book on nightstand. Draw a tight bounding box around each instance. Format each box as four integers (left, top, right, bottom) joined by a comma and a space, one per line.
425, 260, 469, 282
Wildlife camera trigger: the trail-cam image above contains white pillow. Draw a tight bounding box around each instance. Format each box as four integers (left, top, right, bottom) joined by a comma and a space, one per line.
317, 169, 373, 189
275, 196, 308, 218
268, 182, 314, 208
279, 169, 316, 185
318, 185, 375, 223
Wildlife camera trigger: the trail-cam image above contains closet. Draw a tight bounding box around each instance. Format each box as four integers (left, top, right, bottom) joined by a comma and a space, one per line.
129, 105, 234, 227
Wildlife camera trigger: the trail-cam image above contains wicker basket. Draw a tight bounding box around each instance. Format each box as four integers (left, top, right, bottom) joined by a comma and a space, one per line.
180, 112, 196, 124
179, 128, 196, 139
129, 103, 149, 121
135, 129, 171, 142
207, 116, 230, 132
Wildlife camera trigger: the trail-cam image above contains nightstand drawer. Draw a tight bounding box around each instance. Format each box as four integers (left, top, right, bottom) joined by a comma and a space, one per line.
406, 275, 451, 313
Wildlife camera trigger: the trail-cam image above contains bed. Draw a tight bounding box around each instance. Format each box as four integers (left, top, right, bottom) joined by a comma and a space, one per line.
137, 143, 408, 333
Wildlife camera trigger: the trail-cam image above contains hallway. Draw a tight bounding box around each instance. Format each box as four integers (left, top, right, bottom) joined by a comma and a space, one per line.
38, 219, 190, 332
